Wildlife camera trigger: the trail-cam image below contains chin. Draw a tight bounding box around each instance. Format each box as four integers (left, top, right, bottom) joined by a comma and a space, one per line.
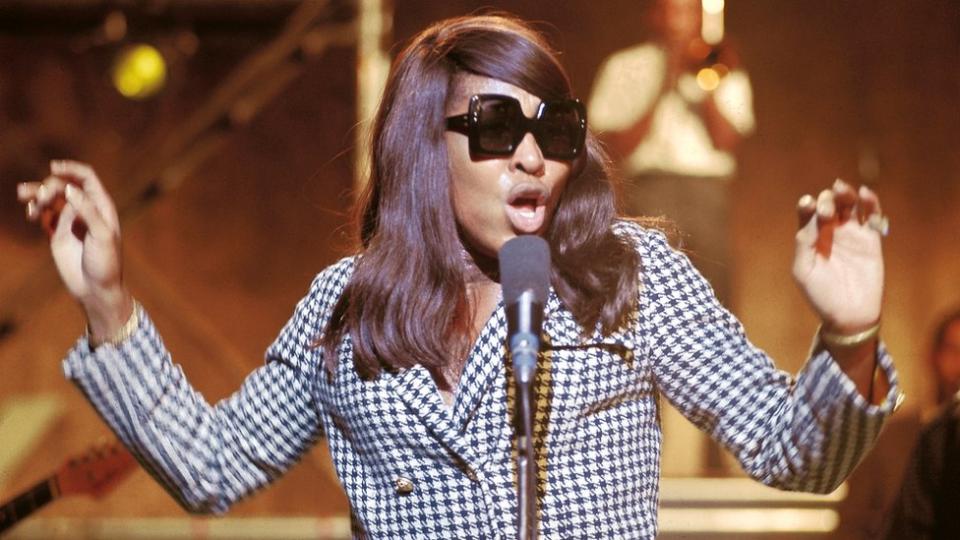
489, 229, 528, 257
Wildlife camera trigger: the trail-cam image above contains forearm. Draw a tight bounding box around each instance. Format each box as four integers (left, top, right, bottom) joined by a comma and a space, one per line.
754, 345, 899, 493
63, 310, 319, 513
600, 101, 659, 160
64, 314, 240, 513
700, 92, 743, 152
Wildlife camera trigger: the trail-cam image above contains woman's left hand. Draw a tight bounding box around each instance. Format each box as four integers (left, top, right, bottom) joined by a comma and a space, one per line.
793, 178, 886, 334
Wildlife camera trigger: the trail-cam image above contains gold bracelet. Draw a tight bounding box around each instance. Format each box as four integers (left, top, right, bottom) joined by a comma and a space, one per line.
88, 300, 141, 348
819, 322, 880, 349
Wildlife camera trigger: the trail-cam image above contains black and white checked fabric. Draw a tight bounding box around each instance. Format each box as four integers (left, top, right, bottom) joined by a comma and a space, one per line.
63, 221, 899, 539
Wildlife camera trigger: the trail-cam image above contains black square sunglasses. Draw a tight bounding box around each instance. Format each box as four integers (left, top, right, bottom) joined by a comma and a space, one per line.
445, 94, 587, 160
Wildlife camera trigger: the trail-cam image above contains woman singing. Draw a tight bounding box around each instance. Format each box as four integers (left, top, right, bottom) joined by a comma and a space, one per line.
17, 14, 898, 539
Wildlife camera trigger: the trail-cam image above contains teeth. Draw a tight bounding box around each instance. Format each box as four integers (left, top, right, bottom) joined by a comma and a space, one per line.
518, 207, 536, 218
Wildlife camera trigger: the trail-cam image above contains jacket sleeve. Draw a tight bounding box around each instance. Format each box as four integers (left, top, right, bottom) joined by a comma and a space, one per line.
627, 222, 900, 493
61, 268, 338, 514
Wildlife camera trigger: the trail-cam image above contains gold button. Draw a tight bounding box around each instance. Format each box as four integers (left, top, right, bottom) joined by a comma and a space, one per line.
395, 476, 414, 494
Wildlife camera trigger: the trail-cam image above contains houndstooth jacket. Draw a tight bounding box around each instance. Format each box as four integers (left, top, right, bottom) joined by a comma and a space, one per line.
63, 221, 900, 539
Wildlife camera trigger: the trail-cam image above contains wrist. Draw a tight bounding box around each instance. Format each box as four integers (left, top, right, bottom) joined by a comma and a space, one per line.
818, 323, 879, 378
83, 289, 135, 345
819, 321, 881, 348
818, 323, 882, 402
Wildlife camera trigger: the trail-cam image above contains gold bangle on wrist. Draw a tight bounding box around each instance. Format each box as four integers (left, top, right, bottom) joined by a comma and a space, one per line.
819, 322, 881, 349
88, 300, 141, 348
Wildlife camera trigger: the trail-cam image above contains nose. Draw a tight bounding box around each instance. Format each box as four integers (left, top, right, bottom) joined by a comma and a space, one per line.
510, 132, 545, 177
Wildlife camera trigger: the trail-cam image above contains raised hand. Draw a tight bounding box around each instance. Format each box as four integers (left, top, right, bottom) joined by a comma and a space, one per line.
792, 178, 886, 335
17, 160, 133, 342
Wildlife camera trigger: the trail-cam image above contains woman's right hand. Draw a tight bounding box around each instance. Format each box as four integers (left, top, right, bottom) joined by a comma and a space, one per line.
17, 160, 133, 342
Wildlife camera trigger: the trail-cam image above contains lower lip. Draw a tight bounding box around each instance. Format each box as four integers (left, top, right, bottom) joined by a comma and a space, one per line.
505, 203, 547, 234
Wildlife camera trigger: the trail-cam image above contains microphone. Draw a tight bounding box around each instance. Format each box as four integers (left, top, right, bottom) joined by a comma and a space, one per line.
498, 235, 550, 386
499, 235, 550, 540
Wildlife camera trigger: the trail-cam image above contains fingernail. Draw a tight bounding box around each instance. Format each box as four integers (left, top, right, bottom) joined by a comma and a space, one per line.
26, 200, 36, 218
65, 184, 74, 199
799, 194, 815, 207
833, 178, 849, 191
867, 214, 890, 237
37, 184, 47, 199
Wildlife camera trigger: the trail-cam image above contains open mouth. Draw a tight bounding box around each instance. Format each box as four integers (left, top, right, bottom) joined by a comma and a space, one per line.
505, 183, 549, 234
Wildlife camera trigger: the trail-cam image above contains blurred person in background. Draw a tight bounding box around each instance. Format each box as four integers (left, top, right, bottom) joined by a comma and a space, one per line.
884, 308, 960, 539
588, 0, 754, 306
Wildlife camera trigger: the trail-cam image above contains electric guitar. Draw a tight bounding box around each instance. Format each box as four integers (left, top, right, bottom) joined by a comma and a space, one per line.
0, 441, 137, 535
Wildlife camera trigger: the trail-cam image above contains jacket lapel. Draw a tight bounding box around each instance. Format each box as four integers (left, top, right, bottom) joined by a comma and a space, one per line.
381, 288, 597, 467
454, 290, 577, 432
384, 364, 461, 446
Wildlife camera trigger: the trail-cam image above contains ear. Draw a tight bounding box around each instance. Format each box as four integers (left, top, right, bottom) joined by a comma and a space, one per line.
570, 151, 588, 178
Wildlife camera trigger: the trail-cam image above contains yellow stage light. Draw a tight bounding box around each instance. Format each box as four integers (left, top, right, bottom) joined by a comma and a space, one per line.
112, 44, 167, 99
696, 67, 721, 91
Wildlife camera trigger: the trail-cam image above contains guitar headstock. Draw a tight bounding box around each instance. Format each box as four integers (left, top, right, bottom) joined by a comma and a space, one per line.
55, 441, 138, 499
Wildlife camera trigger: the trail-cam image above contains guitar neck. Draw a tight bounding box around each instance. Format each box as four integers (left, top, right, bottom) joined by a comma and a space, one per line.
0, 477, 57, 533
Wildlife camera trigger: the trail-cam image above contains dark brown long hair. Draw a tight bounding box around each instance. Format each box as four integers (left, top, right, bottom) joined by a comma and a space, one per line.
321, 14, 641, 379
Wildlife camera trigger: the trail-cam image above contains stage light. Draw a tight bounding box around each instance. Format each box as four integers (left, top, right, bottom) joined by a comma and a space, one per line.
696, 67, 721, 91
701, 0, 725, 45
702, 0, 725, 15
112, 44, 167, 100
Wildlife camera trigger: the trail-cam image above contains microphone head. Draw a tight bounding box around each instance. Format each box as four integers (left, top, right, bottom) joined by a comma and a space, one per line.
498, 235, 551, 305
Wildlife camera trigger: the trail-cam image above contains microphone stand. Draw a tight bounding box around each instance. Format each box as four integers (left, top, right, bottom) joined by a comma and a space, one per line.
510, 290, 540, 540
